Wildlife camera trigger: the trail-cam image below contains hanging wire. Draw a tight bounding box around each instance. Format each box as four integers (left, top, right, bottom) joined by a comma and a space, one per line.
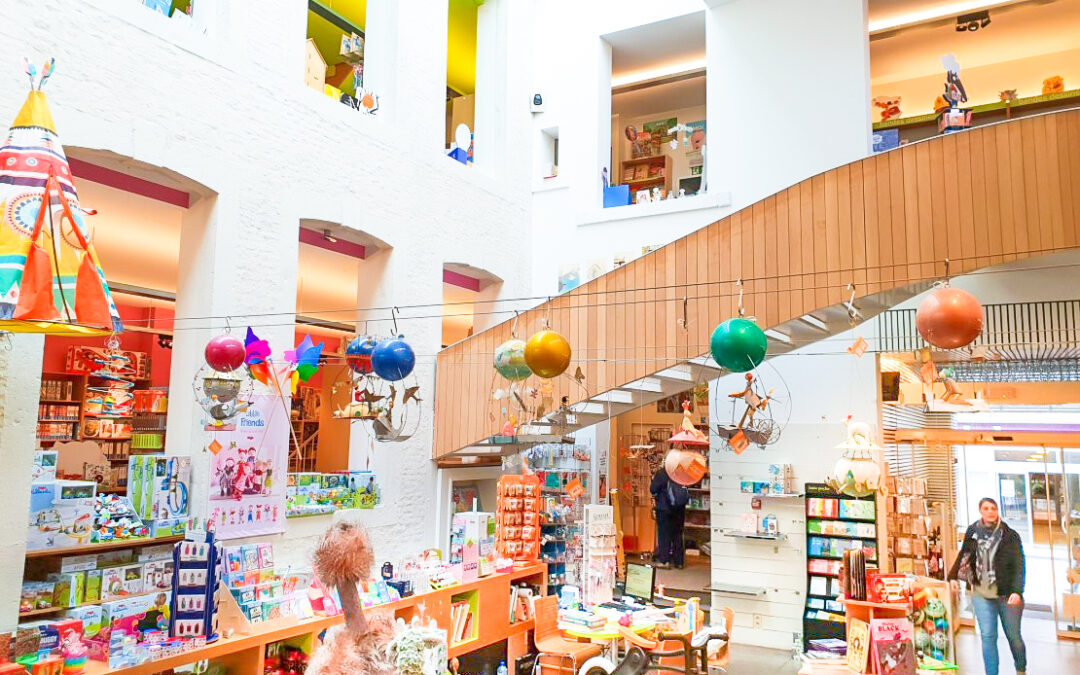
98, 253, 1080, 331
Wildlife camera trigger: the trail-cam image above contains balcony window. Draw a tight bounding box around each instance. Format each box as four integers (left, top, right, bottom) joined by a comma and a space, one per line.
305, 1, 377, 114
446, 0, 479, 164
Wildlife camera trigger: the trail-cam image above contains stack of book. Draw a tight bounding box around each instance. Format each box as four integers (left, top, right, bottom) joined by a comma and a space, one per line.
508, 585, 535, 624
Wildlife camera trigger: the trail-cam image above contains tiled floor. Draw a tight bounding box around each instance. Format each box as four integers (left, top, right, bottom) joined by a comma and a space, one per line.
719, 616, 1080, 674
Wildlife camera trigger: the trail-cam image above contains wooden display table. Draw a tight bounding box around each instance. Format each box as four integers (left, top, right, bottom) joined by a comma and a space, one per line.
837, 597, 911, 675
83, 563, 546, 675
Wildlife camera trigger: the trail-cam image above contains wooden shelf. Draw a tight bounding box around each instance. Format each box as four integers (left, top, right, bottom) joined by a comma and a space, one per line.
38, 418, 80, 422
39, 399, 78, 404
25, 534, 183, 559
837, 597, 909, 612
623, 177, 666, 186
873, 88, 1080, 130
622, 155, 669, 164
723, 530, 786, 541
19, 606, 64, 618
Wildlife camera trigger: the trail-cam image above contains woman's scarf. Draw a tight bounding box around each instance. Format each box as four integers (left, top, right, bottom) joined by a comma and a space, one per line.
972, 520, 1003, 588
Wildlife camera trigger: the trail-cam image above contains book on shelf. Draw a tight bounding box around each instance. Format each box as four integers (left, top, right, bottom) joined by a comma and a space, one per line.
847, 618, 871, 672
450, 600, 474, 643
870, 618, 917, 675
622, 167, 634, 182
633, 165, 648, 181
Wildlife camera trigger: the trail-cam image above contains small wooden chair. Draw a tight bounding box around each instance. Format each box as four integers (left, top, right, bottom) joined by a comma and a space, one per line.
533, 595, 602, 675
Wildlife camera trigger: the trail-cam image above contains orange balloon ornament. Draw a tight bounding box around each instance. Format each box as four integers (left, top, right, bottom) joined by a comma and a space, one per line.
915, 286, 983, 349
524, 329, 572, 378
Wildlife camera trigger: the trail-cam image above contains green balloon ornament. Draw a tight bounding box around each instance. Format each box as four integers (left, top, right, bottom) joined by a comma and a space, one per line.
709, 318, 767, 372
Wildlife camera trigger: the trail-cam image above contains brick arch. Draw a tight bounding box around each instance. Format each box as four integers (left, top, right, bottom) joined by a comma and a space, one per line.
434, 109, 1080, 459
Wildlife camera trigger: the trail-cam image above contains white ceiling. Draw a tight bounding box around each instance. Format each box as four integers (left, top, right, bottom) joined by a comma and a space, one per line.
871, 0, 1080, 84
606, 11, 705, 80
612, 75, 706, 118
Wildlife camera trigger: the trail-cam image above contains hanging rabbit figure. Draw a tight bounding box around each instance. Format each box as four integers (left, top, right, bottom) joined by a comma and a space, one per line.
941, 54, 967, 107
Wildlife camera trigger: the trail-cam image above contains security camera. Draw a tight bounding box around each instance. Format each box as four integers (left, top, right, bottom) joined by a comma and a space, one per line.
530, 93, 545, 113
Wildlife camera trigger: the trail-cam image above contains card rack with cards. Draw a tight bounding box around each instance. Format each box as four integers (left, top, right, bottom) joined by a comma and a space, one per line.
169, 528, 221, 643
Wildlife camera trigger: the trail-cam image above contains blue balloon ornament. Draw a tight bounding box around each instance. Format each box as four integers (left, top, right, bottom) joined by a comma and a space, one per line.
346, 335, 378, 375
372, 335, 416, 381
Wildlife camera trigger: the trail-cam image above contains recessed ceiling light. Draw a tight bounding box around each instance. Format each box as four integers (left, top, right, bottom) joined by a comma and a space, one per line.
322, 229, 338, 244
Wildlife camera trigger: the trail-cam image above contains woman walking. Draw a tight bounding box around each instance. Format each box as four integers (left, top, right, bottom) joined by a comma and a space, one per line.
948, 497, 1027, 675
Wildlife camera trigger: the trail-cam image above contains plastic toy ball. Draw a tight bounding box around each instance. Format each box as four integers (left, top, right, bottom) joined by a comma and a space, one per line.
346, 335, 378, 375
915, 286, 983, 349
371, 336, 416, 381
204, 334, 246, 373
524, 330, 572, 379
494, 339, 531, 381
709, 318, 767, 372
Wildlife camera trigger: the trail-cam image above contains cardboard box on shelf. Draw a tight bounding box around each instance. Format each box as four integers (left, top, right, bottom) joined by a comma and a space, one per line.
27, 482, 96, 551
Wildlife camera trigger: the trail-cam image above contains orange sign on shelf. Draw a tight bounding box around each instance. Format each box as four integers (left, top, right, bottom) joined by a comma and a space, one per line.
565, 478, 585, 500
730, 431, 749, 455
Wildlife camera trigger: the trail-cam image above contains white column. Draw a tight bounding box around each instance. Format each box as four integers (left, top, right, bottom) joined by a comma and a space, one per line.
167, 191, 299, 519
0, 334, 45, 629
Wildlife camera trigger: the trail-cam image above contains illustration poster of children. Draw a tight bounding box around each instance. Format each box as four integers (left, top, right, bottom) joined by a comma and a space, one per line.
204, 396, 288, 540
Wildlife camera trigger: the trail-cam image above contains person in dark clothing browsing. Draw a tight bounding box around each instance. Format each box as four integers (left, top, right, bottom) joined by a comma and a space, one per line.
651, 467, 689, 569
948, 497, 1027, 675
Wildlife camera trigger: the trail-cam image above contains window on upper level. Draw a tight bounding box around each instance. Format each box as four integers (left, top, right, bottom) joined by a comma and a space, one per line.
446, 0, 479, 165
604, 12, 706, 208
305, 1, 378, 114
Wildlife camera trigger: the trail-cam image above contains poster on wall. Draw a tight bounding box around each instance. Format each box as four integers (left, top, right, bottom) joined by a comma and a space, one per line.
205, 395, 288, 539
558, 264, 580, 293
642, 117, 678, 148
685, 120, 706, 156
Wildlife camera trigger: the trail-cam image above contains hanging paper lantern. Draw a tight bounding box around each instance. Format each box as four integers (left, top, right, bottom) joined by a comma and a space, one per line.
372, 335, 415, 381
825, 421, 882, 498
524, 330, 571, 379
494, 339, 531, 381
204, 334, 245, 373
709, 318, 767, 372
916, 286, 983, 349
346, 335, 377, 374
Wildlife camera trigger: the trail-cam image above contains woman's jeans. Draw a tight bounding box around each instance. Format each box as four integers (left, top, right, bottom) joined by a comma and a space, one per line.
972, 594, 1026, 674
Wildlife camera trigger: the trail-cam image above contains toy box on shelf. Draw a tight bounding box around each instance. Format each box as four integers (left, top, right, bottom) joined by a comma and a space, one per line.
449, 512, 496, 582
27, 481, 96, 551
128, 455, 191, 537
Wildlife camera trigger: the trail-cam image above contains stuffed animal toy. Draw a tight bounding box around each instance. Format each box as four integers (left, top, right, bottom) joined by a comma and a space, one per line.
306, 522, 395, 675
932, 96, 950, 113
872, 95, 902, 121
1042, 76, 1064, 95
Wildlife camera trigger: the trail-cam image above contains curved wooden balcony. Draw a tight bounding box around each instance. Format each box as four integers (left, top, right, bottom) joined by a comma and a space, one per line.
434, 108, 1080, 459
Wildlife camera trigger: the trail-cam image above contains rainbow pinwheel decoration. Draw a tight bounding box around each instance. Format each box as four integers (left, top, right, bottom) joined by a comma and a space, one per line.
242, 327, 323, 394
244, 327, 272, 385
288, 334, 324, 383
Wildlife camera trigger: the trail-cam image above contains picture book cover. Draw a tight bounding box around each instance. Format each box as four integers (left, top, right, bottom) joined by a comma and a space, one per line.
847, 618, 870, 672
870, 618, 917, 675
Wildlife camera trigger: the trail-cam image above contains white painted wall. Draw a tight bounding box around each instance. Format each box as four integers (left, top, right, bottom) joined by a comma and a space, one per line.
0, 0, 534, 613
707, 323, 879, 650
530, 0, 873, 295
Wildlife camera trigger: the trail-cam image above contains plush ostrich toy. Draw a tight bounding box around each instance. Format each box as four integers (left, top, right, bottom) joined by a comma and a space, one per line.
307, 522, 395, 675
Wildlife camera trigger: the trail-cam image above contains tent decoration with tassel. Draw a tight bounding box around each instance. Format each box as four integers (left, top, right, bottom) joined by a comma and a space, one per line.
0, 58, 123, 335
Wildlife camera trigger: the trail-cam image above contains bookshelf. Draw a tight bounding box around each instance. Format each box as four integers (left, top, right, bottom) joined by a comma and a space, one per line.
619, 155, 672, 197
802, 482, 880, 651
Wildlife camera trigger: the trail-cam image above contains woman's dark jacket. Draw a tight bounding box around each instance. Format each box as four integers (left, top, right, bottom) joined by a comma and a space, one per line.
947, 520, 1025, 599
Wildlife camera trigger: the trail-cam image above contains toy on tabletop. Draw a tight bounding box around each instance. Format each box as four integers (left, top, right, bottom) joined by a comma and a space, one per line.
0, 58, 125, 337
999, 89, 1018, 118
873, 95, 902, 121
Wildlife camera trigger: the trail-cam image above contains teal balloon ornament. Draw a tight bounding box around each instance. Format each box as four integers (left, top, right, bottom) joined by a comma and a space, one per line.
709, 318, 767, 372
372, 335, 416, 381
494, 339, 531, 381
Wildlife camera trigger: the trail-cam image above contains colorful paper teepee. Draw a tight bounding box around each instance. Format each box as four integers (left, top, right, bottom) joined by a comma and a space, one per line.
0, 59, 122, 335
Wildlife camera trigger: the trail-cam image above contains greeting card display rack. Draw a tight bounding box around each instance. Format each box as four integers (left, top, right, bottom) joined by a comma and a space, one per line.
885, 476, 949, 579
526, 443, 589, 594
170, 527, 221, 642
802, 482, 879, 650
582, 505, 617, 606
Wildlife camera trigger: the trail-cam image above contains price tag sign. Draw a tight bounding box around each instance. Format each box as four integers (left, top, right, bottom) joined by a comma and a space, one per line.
565, 478, 585, 500
731, 430, 749, 455
207, 439, 223, 455
848, 335, 868, 358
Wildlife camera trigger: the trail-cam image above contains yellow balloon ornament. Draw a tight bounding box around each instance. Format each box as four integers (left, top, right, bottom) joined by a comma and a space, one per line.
524, 330, 572, 379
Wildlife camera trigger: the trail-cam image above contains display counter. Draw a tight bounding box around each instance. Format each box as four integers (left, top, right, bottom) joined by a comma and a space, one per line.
82, 562, 546, 675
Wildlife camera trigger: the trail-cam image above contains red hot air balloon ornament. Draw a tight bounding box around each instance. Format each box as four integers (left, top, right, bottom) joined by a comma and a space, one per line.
664, 400, 709, 486
915, 283, 983, 350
